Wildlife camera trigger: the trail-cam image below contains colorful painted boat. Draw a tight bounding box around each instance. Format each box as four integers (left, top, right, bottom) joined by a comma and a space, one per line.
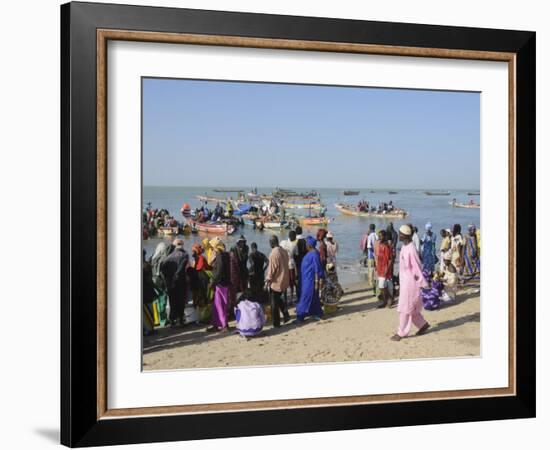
334, 203, 408, 219
300, 216, 330, 226
188, 220, 236, 234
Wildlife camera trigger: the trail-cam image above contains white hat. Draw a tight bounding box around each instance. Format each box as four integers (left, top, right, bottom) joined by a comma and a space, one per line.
399, 224, 412, 236
326, 231, 333, 238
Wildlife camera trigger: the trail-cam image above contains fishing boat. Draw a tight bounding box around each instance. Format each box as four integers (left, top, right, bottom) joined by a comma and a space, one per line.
334, 203, 408, 218
188, 220, 236, 234
450, 201, 480, 209
388, 191, 398, 195
424, 191, 451, 196
343, 190, 360, 196
255, 220, 287, 229
300, 216, 330, 226
196, 194, 231, 204
157, 226, 179, 237
467, 192, 480, 196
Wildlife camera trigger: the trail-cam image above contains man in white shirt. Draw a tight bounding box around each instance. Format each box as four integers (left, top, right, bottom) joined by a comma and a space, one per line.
366, 224, 378, 290
280, 230, 298, 303
326, 231, 339, 266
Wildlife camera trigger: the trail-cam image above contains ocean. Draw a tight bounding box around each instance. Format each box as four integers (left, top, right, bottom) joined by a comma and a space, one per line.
143, 186, 480, 286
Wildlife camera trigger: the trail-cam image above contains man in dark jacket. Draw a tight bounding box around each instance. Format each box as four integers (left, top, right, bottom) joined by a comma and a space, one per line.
248, 242, 268, 303
160, 238, 189, 326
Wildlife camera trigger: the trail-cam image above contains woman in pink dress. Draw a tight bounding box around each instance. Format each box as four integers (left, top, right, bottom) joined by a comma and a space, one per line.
391, 224, 430, 341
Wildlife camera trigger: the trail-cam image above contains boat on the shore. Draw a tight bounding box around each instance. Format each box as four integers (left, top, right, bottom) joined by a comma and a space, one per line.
334, 203, 408, 218
425, 191, 451, 196
300, 216, 330, 226
188, 220, 236, 234
450, 201, 480, 209
343, 190, 360, 196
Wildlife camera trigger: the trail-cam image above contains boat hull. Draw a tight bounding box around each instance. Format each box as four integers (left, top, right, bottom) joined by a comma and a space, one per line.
450, 202, 480, 209
188, 221, 236, 234
334, 203, 407, 219
300, 217, 329, 226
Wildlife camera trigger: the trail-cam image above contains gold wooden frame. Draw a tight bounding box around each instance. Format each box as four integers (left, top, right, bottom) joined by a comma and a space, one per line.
96, 29, 516, 420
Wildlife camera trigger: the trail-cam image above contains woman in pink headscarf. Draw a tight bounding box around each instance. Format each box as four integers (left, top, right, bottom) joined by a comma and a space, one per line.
391, 224, 430, 341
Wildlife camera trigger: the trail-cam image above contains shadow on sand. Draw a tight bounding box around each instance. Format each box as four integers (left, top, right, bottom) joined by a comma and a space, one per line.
143, 285, 480, 357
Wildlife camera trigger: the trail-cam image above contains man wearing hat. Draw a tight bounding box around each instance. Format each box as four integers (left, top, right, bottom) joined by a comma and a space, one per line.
391, 225, 430, 341
159, 238, 189, 327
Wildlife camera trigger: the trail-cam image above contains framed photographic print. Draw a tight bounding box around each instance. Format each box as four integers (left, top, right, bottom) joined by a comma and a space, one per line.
61, 1, 536, 447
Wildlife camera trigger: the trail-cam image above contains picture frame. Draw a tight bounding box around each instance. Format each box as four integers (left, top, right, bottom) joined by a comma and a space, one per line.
60, 1, 535, 447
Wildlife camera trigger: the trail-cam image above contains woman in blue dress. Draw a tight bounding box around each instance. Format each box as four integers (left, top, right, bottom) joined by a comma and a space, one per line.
296, 236, 325, 322
421, 222, 437, 274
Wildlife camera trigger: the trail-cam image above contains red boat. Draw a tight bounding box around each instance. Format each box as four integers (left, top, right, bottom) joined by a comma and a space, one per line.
188, 220, 235, 235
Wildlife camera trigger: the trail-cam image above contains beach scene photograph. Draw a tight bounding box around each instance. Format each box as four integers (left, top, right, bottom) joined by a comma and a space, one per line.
141, 78, 481, 371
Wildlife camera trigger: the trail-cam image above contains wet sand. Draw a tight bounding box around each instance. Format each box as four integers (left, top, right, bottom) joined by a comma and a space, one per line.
143, 281, 480, 371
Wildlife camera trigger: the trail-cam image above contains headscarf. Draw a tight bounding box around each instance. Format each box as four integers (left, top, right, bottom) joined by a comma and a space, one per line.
468, 224, 476, 232
192, 243, 203, 255
173, 238, 185, 249
425, 222, 432, 231
209, 237, 226, 253
399, 224, 412, 236
316, 228, 328, 240
306, 236, 317, 248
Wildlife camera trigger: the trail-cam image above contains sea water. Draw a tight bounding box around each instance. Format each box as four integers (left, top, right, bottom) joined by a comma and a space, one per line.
143, 186, 480, 286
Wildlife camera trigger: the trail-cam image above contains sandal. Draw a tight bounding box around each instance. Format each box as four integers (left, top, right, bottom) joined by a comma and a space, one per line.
416, 323, 431, 336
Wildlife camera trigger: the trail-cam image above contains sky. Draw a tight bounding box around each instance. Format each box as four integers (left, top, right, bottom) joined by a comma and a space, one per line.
142, 78, 480, 189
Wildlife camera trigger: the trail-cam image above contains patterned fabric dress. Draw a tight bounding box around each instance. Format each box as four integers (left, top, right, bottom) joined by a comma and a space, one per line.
421, 233, 437, 274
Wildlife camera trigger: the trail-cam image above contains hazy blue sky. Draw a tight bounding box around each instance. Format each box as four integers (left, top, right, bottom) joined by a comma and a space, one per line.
143, 78, 480, 189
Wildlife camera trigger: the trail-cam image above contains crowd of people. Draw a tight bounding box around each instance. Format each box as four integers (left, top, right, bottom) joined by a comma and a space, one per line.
143, 220, 480, 342
359, 221, 481, 339
143, 225, 344, 337
142, 206, 180, 239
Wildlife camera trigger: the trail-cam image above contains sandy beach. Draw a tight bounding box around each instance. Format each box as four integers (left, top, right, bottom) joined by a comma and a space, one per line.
143, 281, 480, 371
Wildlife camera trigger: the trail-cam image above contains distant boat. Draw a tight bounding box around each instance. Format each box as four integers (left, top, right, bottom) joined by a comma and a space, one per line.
213, 188, 243, 193
334, 203, 408, 219
425, 191, 451, 196
467, 192, 480, 196
388, 191, 398, 195
343, 190, 360, 196
450, 200, 480, 209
